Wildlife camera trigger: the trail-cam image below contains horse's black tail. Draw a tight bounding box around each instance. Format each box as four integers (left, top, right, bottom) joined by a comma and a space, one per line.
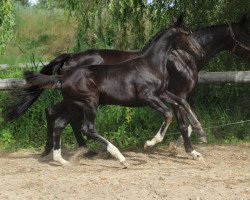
24, 71, 61, 89
2, 53, 70, 123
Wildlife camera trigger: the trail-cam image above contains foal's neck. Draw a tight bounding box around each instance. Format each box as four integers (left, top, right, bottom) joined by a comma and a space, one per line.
142, 32, 173, 70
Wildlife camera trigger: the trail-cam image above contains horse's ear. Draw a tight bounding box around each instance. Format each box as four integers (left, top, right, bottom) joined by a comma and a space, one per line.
174, 15, 183, 27
239, 14, 248, 29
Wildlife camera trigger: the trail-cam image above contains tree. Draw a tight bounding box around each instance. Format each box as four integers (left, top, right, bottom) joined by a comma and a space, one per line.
0, 0, 15, 54
14, 0, 30, 7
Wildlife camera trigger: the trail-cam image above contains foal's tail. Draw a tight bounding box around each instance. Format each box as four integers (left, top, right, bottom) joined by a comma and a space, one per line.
3, 53, 70, 123
24, 71, 62, 89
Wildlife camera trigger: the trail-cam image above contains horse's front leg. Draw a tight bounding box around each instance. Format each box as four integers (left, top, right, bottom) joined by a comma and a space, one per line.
144, 121, 172, 149
143, 94, 173, 149
160, 92, 207, 143
173, 105, 202, 159
170, 105, 207, 146
169, 106, 193, 150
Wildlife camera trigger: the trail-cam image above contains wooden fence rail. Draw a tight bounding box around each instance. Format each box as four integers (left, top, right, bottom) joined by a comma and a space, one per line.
198, 71, 250, 83
0, 71, 249, 90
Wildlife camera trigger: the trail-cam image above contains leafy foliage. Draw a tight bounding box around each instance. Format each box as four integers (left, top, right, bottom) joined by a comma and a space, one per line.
0, 0, 15, 54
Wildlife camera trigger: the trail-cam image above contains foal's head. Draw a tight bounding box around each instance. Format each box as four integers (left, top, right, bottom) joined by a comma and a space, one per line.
170, 16, 203, 58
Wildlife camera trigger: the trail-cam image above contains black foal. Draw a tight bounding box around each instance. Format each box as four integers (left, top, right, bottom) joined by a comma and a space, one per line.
24, 17, 203, 165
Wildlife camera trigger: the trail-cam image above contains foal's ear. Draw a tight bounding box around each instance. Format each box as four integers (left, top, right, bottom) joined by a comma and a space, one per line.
173, 15, 183, 27
239, 14, 249, 29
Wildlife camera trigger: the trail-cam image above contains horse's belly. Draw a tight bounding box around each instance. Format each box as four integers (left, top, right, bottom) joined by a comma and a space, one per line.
99, 91, 145, 107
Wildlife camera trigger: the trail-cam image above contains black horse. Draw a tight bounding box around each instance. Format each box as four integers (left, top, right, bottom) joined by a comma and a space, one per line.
23, 17, 202, 166
4, 17, 204, 158
4, 15, 250, 162
38, 14, 250, 155
167, 14, 250, 149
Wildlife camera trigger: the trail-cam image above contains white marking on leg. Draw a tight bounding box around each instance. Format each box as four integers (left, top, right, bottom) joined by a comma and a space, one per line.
53, 149, 69, 165
145, 122, 170, 148
145, 130, 163, 147
190, 150, 201, 159
172, 125, 192, 149
107, 143, 125, 163
188, 125, 193, 137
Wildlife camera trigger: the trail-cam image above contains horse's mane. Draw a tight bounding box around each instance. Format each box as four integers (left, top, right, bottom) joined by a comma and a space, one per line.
195, 24, 228, 33
141, 27, 168, 52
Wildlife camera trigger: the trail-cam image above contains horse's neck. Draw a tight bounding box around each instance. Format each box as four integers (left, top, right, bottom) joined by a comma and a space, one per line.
142, 36, 172, 70
193, 26, 233, 70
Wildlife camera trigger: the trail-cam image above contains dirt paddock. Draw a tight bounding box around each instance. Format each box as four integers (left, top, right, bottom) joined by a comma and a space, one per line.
0, 143, 249, 200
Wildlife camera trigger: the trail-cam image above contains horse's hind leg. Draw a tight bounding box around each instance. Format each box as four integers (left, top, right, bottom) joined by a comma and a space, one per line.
41, 107, 54, 157
52, 115, 70, 165
41, 102, 66, 157
173, 106, 202, 159
82, 103, 127, 166
70, 119, 86, 147
42, 102, 87, 158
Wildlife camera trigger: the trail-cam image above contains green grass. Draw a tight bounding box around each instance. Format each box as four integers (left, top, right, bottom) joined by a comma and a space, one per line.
0, 4, 76, 65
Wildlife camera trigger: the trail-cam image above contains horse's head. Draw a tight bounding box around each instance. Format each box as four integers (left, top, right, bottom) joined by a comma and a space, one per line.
229, 14, 250, 62
171, 16, 203, 58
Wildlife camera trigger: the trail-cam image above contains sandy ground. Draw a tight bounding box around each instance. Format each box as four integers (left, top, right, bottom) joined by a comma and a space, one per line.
0, 143, 249, 200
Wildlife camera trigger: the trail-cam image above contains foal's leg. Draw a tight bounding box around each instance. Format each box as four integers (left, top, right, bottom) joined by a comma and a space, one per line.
173, 106, 202, 159
144, 92, 204, 149
143, 94, 198, 158
41, 102, 86, 157
143, 94, 173, 148
52, 114, 70, 165
41, 103, 66, 157
70, 120, 86, 147
41, 107, 55, 157
82, 104, 127, 166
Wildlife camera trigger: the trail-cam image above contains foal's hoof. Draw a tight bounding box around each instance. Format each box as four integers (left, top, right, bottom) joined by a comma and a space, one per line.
62, 160, 72, 167
144, 141, 152, 149
120, 161, 129, 169
199, 136, 208, 143
190, 150, 202, 160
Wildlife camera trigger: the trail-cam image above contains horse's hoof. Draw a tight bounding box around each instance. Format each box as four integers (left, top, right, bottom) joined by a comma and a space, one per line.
84, 150, 98, 158
144, 141, 151, 149
196, 155, 205, 161
190, 150, 202, 160
41, 149, 51, 157
120, 161, 129, 169
62, 160, 72, 167
199, 136, 207, 143
168, 142, 178, 151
